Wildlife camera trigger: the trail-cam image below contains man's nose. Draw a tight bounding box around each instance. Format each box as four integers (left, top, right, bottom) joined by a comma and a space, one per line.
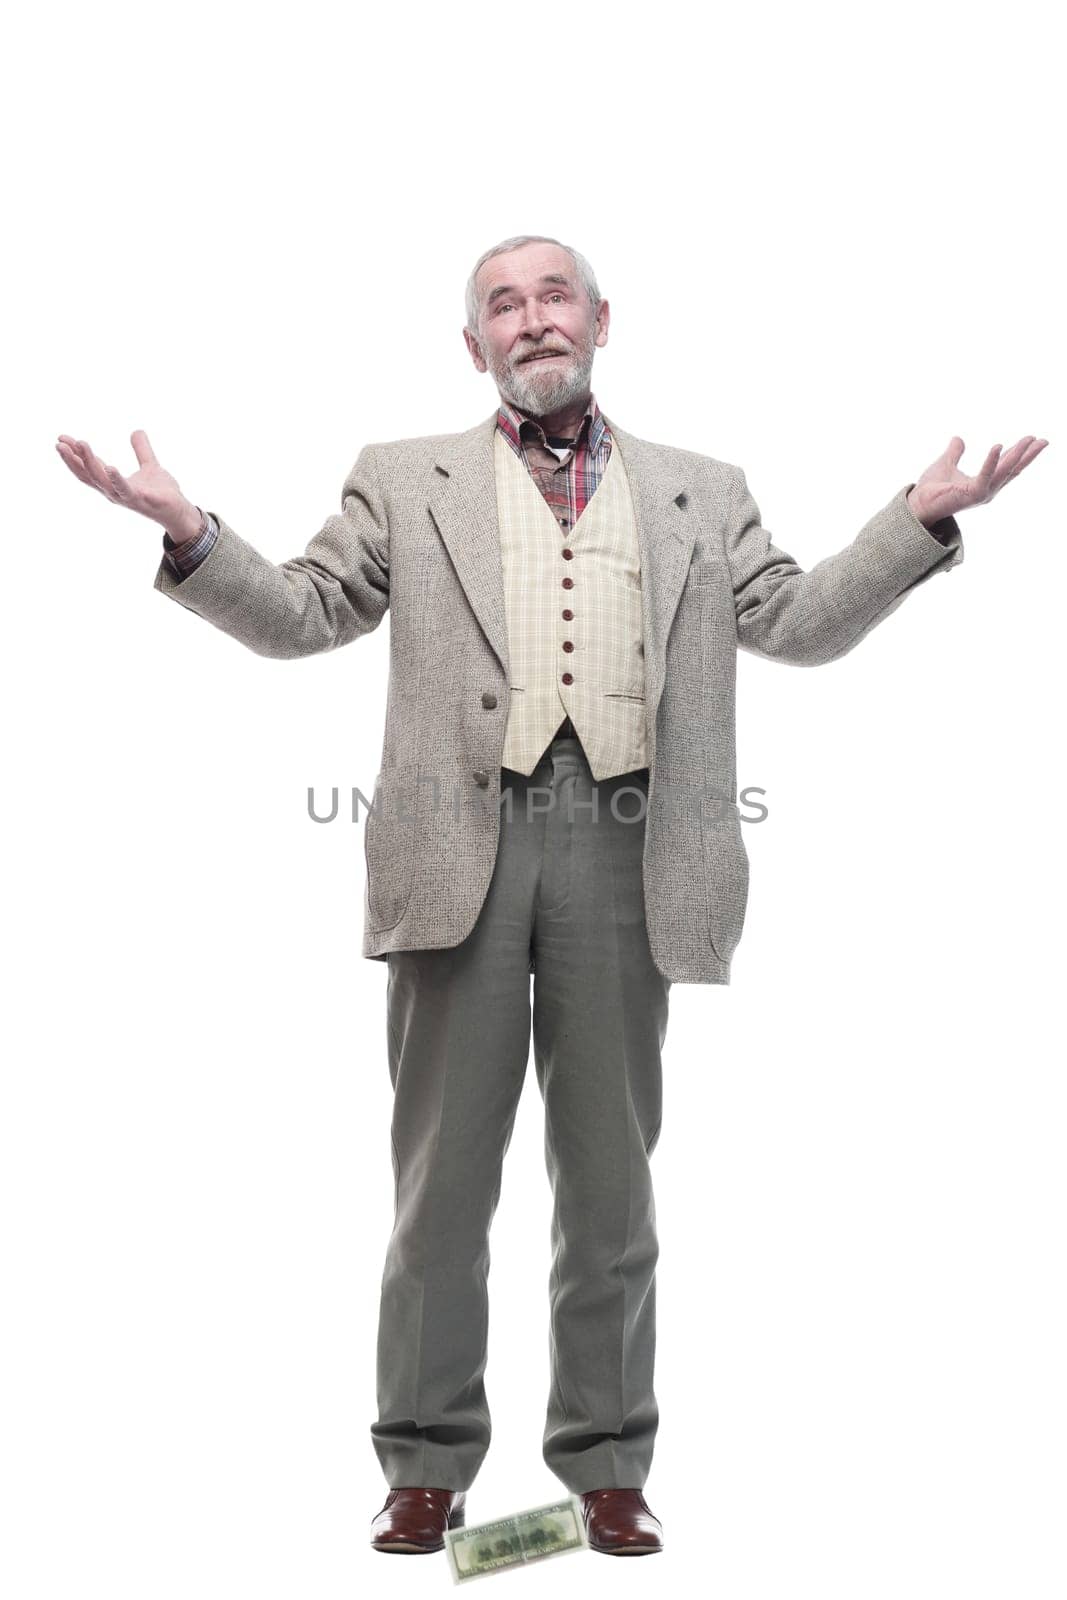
518, 298, 548, 337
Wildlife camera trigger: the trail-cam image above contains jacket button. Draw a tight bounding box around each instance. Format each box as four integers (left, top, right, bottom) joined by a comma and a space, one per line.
561, 672, 574, 685
481, 692, 497, 709
562, 640, 574, 652
562, 609, 573, 620
561, 547, 574, 560
473, 769, 490, 787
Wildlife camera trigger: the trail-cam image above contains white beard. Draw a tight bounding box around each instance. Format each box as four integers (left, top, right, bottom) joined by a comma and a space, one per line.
485, 333, 596, 418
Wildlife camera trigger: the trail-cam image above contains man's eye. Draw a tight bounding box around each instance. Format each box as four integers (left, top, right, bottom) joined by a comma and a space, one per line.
495, 303, 513, 314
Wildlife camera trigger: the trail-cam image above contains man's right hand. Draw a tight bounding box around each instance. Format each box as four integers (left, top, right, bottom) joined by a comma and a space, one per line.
55, 429, 203, 544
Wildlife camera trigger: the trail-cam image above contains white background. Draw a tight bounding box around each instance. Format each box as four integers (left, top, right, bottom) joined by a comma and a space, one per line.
4, 1, 1063, 1595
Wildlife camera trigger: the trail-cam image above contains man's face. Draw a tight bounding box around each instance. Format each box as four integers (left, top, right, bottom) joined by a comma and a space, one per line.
464, 242, 610, 417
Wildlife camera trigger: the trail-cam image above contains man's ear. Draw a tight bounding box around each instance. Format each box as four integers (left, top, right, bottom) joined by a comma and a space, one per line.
594, 298, 611, 349
463, 327, 489, 374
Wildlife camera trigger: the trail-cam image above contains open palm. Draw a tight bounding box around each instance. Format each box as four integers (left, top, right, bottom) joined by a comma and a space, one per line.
909, 435, 1048, 524
55, 429, 197, 535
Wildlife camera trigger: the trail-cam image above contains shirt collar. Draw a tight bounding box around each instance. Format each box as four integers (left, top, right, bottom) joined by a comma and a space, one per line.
496, 392, 607, 456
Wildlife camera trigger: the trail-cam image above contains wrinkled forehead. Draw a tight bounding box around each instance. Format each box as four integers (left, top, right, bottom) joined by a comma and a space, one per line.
476, 243, 579, 301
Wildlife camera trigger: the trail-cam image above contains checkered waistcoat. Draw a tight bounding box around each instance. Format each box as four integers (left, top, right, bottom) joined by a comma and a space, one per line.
495, 427, 648, 780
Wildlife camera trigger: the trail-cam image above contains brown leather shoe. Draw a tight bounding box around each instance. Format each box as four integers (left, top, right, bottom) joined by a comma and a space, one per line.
579, 1488, 663, 1555
370, 1486, 467, 1553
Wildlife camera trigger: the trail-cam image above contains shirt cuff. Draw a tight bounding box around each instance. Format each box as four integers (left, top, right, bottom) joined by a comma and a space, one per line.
904, 484, 961, 547
162, 509, 219, 577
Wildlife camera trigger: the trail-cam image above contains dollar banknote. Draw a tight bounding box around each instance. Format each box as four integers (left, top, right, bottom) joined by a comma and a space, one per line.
443, 1494, 588, 1581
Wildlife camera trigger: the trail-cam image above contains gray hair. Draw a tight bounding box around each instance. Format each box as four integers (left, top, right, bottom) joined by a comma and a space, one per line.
464, 234, 602, 335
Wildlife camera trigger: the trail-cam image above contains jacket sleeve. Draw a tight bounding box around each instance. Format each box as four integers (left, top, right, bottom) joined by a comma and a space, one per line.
152, 445, 390, 658
723, 467, 964, 666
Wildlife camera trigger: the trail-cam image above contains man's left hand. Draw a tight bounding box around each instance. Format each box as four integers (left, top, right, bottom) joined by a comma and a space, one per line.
906, 435, 1048, 527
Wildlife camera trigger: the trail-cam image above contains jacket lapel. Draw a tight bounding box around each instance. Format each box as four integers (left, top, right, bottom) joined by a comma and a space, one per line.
427, 412, 511, 679
603, 416, 696, 721
427, 409, 697, 724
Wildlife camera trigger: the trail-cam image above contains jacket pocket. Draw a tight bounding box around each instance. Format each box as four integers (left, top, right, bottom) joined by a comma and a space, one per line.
363, 760, 419, 930
701, 794, 750, 962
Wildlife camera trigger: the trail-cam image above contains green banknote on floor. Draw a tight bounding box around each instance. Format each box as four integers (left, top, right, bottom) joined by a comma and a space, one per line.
443, 1494, 588, 1581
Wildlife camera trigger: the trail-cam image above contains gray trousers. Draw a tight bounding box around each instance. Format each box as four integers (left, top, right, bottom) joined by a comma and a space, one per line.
370, 726, 671, 1493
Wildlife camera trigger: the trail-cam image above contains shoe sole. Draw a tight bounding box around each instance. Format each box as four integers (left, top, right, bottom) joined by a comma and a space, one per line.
589, 1541, 663, 1555
371, 1539, 444, 1553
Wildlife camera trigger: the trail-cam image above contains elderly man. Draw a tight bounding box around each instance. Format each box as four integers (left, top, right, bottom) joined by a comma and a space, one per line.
55, 234, 1046, 1559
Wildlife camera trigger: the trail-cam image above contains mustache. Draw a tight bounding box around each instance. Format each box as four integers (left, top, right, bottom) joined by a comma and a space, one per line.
514, 345, 573, 364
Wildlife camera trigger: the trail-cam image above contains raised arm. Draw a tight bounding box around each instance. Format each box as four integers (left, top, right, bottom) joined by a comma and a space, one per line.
723, 468, 963, 667
56, 430, 390, 658
151, 447, 389, 657
723, 433, 1047, 667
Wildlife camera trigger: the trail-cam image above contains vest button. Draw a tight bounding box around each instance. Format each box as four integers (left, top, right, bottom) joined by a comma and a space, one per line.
562, 609, 573, 620
562, 577, 574, 589
473, 769, 490, 787
562, 672, 574, 685
562, 640, 574, 652
481, 691, 497, 709
561, 547, 574, 560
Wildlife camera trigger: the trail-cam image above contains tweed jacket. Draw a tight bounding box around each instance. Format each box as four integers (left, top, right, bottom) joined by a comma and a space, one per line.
152, 407, 964, 984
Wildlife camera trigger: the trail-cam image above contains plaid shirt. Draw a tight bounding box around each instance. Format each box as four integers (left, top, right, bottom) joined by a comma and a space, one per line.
160, 395, 614, 579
